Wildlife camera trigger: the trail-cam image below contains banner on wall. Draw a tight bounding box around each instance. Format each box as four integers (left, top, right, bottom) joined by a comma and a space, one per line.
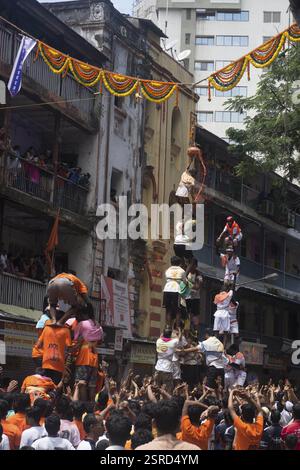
100, 275, 132, 338
8, 35, 37, 97
0, 321, 37, 357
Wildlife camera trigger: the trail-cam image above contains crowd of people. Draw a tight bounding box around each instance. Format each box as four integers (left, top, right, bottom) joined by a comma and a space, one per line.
0, 245, 47, 282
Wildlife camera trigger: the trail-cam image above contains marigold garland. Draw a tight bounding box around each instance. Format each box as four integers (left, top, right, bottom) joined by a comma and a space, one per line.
38, 42, 70, 74
247, 34, 286, 68
141, 81, 177, 103
102, 71, 139, 97
209, 57, 248, 92
69, 59, 102, 87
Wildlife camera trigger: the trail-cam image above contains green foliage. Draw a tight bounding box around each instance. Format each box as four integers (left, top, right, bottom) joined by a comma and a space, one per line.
226, 44, 300, 182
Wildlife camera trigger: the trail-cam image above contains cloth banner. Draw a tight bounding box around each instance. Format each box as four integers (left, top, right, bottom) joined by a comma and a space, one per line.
8, 35, 37, 97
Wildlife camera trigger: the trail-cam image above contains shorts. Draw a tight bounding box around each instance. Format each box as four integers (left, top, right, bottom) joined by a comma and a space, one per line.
163, 292, 187, 319
173, 244, 193, 260
214, 310, 230, 333
229, 317, 239, 334
172, 361, 181, 380
207, 366, 224, 389
75, 365, 98, 387
43, 369, 63, 386
186, 298, 200, 316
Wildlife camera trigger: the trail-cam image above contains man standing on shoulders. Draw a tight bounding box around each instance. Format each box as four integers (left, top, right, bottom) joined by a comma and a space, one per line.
155, 327, 179, 393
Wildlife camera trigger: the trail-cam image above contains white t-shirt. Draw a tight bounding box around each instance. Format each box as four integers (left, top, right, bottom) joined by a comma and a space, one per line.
197, 336, 229, 369
20, 426, 48, 448
32, 436, 75, 450
228, 301, 239, 319
0, 434, 10, 450
59, 419, 81, 448
155, 337, 179, 373
77, 439, 96, 450
172, 336, 187, 362
224, 256, 240, 276
216, 290, 233, 310
164, 266, 186, 293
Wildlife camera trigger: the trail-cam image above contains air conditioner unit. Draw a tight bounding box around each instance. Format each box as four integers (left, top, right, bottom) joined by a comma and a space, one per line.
261, 200, 274, 217
287, 210, 296, 228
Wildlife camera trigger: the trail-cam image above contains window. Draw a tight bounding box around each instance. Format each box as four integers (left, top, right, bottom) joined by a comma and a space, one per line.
186, 9, 191, 20
215, 111, 245, 123
197, 111, 213, 123
263, 36, 272, 43
264, 11, 281, 23
196, 86, 213, 97
215, 86, 247, 97
185, 33, 191, 45
215, 60, 231, 69
216, 35, 248, 46
196, 10, 249, 21
195, 36, 214, 45
194, 61, 214, 71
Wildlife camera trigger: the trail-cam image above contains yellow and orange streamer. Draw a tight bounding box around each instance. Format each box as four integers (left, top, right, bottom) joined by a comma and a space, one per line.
35, 23, 300, 102
208, 23, 300, 96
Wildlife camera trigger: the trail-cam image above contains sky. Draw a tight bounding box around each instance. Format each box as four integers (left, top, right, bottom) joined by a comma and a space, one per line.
39, 0, 132, 15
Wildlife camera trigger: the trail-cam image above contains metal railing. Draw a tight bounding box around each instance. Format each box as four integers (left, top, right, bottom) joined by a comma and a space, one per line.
1, 156, 88, 215
0, 21, 95, 126
0, 272, 46, 311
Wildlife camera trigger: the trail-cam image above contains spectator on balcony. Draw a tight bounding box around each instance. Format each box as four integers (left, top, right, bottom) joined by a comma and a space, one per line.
0, 244, 7, 272
24, 146, 37, 162
7, 145, 21, 173
79, 172, 91, 188
68, 167, 82, 185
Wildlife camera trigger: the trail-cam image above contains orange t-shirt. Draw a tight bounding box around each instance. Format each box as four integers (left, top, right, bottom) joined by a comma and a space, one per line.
32, 320, 53, 359
53, 273, 88, 295
21, 374, 56, 404
74, 419, 86, 440
7, 412, 29, 433
181, 415, 215, 450
1, 419, 21, 449
38, 325, 72, 372
96, 371, 106, 394
233, 414, 264, 450
75, 342, 98, 368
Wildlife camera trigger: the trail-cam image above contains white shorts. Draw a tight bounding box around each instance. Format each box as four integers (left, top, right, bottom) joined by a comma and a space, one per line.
224, 273, 239, 282
234, 370, 247, 387
172, 361, 181, 380
224, 370, 235, 390
214, 309, 230, 333
229, 317, 239, 334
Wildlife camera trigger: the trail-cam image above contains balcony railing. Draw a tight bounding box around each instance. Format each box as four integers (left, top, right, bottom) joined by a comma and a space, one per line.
0, 22, 96, 128
0, 156, 88, 215
0, 272, 46, 311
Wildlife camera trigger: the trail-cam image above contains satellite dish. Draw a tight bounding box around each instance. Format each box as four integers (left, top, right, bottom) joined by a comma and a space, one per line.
177, 49, 191, 61
165, 39, 178, 51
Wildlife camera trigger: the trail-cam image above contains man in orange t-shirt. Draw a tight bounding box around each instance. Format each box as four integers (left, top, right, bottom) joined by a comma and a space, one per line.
47, 272, 91, 325
34, 321, 72, 385
0, 399, 21, 449
7, 393, 31, 433
181, 399, 218, 450
228, 389, 264, 450
21, 368, 57, 404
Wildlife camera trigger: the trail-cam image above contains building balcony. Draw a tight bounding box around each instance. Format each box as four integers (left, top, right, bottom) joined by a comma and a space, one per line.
0, 21, 97, 132
0, 156, 89, 216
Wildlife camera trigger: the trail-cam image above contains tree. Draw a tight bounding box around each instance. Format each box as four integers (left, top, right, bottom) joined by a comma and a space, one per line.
226, 43, 300, 183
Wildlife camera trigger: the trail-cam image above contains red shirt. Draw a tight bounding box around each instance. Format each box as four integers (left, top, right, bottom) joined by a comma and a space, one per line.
281, 420, 300, 450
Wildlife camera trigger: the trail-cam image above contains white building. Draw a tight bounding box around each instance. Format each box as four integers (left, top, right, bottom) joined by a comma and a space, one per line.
134, 0, 291, 139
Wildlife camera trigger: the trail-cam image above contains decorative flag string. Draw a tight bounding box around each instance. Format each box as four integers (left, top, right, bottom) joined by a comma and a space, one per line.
1, 14, 300, 103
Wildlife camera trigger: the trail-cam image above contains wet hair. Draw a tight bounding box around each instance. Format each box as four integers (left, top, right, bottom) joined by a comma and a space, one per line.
163, 327, 172, 338
171, 256, 182, 266
293, 403, 300, 420
187, 405, 202, 426
96, 390, 109, 411
13, 393, 31, 413
0, 399, 9, 419
152, 400, 180, 434
25, 406, 42, 425
55, 396, 73, 420
72, 401, 86, 420
172, 395, 185, 415
134, 413, 152, 432
83, 413, 98, 434
227, 344, 239, 355
241, 403, 256, 423
205, 328, 214, 337
106, 413, 132, 447
131, 429, 153, 449
34, 398, 53, 417
223, 409, 233, 426
45, 414, 61, 436
96, 439, 110, 450
141, 402, 156, 418
270, 410, 281, 425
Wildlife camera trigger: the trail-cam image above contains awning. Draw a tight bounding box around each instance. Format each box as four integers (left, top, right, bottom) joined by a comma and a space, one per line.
0, 303, 41, 324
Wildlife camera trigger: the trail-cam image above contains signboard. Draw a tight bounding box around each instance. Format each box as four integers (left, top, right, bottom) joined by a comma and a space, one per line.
130, 342, 156, 365
0, 322, 37, 358
114, 329, 124, 351
97, 326, 116, 356
100, 275, 132, 338
264, 353, 287, 370
240, 341, 266, 365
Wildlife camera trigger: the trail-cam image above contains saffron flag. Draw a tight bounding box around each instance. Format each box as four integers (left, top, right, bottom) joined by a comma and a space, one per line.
45, 210, 60, 276
8, 35, 37, 97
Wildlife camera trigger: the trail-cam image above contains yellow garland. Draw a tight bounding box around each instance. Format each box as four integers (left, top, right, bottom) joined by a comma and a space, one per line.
102, 71, 139, 97
38, 43, 70, 75
68, 60, 102, 87
140, 84, 178, 103
285, 30, 300, 42
209, 58, 249, 92
247, 33, 286, 68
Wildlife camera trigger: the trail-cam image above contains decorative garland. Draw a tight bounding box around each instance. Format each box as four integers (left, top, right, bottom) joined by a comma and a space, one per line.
208, 23, 300, 96
33, 23, 300, 101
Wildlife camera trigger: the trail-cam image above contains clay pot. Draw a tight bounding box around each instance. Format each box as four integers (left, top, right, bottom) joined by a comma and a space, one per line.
187, 146, 201, 159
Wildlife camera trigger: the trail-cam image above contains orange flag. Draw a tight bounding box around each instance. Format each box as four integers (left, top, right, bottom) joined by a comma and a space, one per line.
45, 210, 60, 276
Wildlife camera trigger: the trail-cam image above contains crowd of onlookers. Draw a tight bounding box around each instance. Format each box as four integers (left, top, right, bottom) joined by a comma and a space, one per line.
0, 246, 47, 282
1, 128, 91, 189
